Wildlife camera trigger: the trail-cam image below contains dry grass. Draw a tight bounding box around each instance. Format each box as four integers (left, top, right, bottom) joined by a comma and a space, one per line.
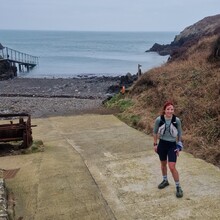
118, 35, 220, 167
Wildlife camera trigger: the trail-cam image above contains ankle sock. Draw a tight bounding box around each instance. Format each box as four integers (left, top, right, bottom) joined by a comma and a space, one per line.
175, 181, 180, 187
163, 175, 168, 181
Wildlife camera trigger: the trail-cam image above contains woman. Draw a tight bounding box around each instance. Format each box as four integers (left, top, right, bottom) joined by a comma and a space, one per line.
153, 101, 183, 198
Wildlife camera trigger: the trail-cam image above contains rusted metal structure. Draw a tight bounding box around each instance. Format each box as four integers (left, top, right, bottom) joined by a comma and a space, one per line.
0, 113, 36, 148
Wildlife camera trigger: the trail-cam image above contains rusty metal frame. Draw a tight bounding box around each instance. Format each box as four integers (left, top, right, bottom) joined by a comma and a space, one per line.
0, 113, 36, 148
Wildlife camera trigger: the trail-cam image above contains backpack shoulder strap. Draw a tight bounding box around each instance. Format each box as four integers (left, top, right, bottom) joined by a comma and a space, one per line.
171, 114, 176, 122
171, 115, 177, 127
159, 115, 165, 127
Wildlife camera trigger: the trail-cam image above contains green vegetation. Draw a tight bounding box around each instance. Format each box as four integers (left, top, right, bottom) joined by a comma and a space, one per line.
21, 140, 44, 154
106, 35, 220, 167
118, 114, 141, 128
105, 94, 134, 111
105, 93, 141, 128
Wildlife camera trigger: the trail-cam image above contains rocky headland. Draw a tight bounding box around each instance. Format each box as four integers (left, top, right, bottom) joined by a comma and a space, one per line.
146, 14, 220, 61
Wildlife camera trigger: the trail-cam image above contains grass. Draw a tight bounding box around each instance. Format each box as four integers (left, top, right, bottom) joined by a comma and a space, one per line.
105, 93, 141, 128
24, 140, 44, 154
107, 35, 220, 168
118, 114, 141, 128
105, 93, 134, 111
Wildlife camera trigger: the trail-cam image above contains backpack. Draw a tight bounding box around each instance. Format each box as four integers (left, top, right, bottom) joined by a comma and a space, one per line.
158, 115, 178, 137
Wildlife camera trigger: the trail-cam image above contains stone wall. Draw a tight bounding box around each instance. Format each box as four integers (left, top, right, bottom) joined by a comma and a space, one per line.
0, 170, 8, 220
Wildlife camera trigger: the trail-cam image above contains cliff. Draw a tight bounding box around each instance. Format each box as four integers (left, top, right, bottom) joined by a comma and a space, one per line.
146, 14, 220, 61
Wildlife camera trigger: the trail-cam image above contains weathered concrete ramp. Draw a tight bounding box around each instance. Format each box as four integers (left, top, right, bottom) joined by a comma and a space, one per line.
0, 115, 220, 220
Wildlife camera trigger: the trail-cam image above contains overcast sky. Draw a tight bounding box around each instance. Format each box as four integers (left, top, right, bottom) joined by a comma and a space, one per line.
0, 0, 219, 32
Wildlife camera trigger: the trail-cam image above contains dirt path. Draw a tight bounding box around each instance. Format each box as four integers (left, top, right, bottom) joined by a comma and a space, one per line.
0, 114, 220, 220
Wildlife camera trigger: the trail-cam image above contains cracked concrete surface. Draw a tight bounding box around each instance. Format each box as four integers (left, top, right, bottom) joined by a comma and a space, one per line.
0, 114, 220, 219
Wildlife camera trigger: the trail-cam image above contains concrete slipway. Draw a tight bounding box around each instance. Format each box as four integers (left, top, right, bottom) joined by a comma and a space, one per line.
0, 114, 220, 220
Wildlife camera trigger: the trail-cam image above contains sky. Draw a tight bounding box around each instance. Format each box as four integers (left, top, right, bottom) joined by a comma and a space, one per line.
0, 0, 219, 32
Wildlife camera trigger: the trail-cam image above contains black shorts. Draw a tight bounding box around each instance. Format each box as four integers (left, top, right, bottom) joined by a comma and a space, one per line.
157, 139, 177, 162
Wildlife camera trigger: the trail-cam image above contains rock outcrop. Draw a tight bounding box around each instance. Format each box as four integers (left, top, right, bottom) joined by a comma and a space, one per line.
0, 61, 17, 80
146, 14, 220, 60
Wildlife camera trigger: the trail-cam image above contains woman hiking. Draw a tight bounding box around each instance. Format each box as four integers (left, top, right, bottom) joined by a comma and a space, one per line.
153, 101, 183, 198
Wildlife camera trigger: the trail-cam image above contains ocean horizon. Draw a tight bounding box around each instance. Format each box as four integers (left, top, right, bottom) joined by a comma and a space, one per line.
0, 30, 177, 78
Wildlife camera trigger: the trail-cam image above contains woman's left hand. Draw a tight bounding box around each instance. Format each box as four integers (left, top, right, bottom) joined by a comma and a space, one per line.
174, 149, 179, 157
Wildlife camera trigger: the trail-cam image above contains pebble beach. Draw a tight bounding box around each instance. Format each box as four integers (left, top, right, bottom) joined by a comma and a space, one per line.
0, 77, 121, 118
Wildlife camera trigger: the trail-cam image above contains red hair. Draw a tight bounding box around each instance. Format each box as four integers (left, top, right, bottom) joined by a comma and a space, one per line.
162, 101, 174, 114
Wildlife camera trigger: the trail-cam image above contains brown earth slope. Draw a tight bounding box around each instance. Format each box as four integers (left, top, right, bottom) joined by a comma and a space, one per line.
114, 34, 220, 167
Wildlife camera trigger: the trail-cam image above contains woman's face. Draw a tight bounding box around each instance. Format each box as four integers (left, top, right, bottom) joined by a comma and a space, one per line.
164, 104, 174, 118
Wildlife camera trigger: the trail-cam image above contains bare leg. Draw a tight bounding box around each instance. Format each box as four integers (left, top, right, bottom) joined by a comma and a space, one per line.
168, 162, 179, 182
161, 160, 167, 176
169, 162, 183, 197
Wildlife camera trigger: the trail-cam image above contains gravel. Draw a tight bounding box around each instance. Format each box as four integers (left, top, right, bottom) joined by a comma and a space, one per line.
0, 77, 121, 118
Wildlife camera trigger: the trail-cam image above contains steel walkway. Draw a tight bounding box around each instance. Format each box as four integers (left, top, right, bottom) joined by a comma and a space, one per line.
0, 46, 38, 71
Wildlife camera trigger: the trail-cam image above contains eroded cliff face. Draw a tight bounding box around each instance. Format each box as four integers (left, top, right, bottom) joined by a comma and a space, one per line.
147, 14, 220, 60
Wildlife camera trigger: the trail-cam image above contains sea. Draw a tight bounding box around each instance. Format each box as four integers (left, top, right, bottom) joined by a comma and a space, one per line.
0, 30, 177, 78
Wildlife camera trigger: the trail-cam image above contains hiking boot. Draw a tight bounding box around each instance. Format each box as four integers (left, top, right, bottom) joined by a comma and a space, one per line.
158, 180, 169, 189
176, 186, 183, 198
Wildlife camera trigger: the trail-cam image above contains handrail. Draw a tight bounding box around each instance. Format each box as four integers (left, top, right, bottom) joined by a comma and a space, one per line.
0, 47, 38, 66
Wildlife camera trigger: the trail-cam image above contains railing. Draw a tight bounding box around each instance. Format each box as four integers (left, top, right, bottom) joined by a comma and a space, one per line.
0, 47, 38, 66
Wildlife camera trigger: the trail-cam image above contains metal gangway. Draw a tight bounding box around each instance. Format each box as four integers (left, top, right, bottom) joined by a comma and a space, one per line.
0, 46, 38, 72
